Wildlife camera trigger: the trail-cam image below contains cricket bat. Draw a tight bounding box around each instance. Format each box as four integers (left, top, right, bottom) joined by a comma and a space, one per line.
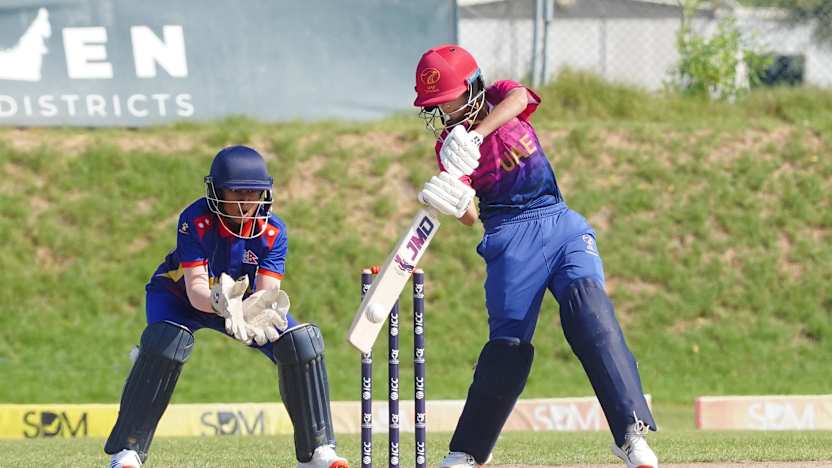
347, 208, 440, 354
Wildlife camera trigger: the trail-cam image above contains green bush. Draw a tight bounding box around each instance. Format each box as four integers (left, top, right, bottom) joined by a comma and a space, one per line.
670, 0, 772, 100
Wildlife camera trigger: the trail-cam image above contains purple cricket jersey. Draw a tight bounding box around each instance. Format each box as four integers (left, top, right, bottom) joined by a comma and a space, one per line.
434, 80, 564, 221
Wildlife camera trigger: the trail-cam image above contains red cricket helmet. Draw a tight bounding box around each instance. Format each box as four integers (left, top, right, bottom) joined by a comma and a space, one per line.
414, 44, 481, 107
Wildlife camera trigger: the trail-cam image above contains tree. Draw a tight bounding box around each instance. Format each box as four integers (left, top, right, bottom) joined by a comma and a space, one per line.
670, 0, 772, 100
739, 0, 832, 44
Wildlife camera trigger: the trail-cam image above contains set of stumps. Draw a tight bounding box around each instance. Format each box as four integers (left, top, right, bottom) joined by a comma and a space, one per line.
359, 268, 426, 468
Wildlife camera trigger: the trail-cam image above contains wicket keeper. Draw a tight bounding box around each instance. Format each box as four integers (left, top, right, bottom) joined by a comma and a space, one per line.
105, 146, 349, 468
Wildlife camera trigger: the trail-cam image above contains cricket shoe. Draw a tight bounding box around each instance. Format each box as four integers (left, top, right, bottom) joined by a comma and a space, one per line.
440, 451, 492, 467
611, 417, 658, 468
296, 445, 349, 468
109, 449, 141, 468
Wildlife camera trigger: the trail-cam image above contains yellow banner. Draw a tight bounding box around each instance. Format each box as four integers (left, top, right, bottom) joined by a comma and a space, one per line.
0, 404, 117, 439
0, 396, 651, 439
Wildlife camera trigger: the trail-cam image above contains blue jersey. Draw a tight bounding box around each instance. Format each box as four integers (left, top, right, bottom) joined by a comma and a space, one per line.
147, 198, 287, 299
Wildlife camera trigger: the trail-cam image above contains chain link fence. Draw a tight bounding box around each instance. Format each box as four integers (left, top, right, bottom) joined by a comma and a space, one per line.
458, 0, 832, 90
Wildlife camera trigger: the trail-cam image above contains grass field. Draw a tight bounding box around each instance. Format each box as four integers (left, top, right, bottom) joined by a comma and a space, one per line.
1, 72, 831, 465
2, 430, 832, 467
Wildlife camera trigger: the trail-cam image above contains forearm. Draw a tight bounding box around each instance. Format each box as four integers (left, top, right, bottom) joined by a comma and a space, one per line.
184, 265, 214, 313
458, 201, 478, 226
472, 88, 529, 137
255, 274, 281, 292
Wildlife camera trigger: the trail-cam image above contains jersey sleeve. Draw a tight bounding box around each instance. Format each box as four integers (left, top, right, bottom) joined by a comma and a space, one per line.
486, 80, 541, 122
258, 225, 287, 279
176, 211, 208, 268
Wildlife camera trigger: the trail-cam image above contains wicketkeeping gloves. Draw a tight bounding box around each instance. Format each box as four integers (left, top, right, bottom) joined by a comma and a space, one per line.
418, 171, 476, 218
242, 288, 290, 346
211, 273, 250, 344
439, 125, 483, 177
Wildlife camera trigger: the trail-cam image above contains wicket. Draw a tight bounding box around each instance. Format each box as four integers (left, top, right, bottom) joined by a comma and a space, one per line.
360, 268, 426, 468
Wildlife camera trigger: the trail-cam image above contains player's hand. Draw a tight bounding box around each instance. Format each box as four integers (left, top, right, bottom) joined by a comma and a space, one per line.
440, 125, 483, 177
210, 273, 250, 343
418, 171, 475, 218
242, 289, 289, 346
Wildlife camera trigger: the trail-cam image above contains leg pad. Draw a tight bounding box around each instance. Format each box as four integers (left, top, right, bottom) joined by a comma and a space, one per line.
560, 277, 656, 445
273, 324, 336, 463
105, 321, 194, 462
449, 338, 534, 464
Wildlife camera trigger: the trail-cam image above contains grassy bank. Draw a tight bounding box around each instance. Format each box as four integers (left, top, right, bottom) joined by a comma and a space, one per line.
0, 73, 829, 414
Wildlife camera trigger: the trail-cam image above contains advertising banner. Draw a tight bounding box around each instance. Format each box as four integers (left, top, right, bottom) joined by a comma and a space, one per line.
0, 395, 652, 439
696, 395, 832, 430
0, 1, 455, 126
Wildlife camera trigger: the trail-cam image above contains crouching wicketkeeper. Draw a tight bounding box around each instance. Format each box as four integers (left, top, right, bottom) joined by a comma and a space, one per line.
104, 146, 349, 468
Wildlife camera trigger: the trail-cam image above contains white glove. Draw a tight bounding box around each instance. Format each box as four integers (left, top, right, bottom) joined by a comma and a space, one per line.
418, 171, 476, 218
242, 289, 289, 346
440, 125, 483, 177
211, 273, 250, 344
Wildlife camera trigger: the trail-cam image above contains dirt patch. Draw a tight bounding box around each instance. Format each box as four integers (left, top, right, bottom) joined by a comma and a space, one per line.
605, 276, 661, 297
378, 162, 422, 239
36, 246, 72, 273
3, 161, 47, 189
337, 131, 412, 157
1, 129, 92, 155
588, 206, 613, 232
777, 233, 802, 280
708, 217, 731, 243
341, 159, 421, 240
537, 128, 571, 146
284, 156, 325, 202
30, 195, 49, 216
701, 245, 741, 271
1, 128, 197, 155
110, 133, 196, 154
126, 237, 150, 255
135, 198, 155, 216
249, 135, 276, 161
706, 127, 791, 165
808, 227, 828, 243
793, 325, 820, 346
601, 130, 640, 152
671, 316, 715, 335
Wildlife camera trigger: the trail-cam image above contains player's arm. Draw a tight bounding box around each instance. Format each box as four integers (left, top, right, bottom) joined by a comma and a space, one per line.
472, 87, 529, 137
255, 223, 287, 293
458, 200, 478, 226
189, 268, 250, 343
183, 264, 214, 313
448, 87, 531, 226
255, 273, 281, 292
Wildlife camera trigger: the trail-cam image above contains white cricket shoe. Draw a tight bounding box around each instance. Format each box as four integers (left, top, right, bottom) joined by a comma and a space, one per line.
297, 445, 349, 468
440, 451, 492, 467
109, 449, 141, 468
611, 418, 658, 468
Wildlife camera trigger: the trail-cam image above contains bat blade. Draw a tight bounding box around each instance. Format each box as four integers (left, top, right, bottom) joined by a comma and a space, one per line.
347, 208, 439, 354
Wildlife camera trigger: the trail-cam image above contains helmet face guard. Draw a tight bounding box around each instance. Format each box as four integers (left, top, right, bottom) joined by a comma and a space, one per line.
205, 179, 273, 239
204, 145, 274, 239
419, 71, 485, 140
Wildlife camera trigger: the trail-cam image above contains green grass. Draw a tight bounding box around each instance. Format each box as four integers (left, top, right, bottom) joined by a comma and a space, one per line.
0, 73, 830, 422
2, 430, 832, 467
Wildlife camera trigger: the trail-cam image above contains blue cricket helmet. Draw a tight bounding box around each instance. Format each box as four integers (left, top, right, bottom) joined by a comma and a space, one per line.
206, 145, 273, 191
204, 145, 274, 239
